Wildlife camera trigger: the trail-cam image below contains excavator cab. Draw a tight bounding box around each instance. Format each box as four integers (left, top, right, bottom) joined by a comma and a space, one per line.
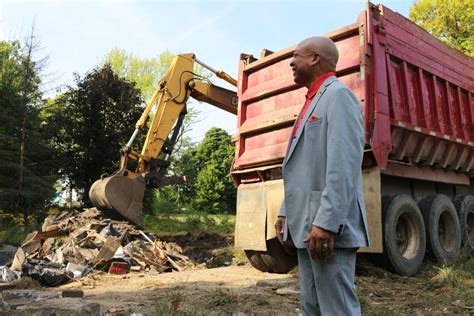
89, 54, 237, 224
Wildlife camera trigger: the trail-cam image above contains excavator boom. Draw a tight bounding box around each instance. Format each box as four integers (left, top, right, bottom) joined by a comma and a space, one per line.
89, 54, 237, 224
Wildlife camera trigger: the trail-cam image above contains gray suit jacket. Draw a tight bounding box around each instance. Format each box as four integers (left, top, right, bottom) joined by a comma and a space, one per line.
279, 76, 370, 249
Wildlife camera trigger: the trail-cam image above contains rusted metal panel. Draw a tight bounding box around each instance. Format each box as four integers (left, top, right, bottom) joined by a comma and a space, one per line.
234, 183, 267, 251
379, 5, 474, 91
234, 179, 285, 251
384, 162, 470, 185
265, 180, 285, 241
359, 169, 383, 253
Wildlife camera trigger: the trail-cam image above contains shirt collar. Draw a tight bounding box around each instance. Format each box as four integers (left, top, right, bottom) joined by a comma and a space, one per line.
306, 72, 336, 99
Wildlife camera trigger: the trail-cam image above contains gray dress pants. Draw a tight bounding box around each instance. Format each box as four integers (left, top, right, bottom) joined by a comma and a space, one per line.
297, 248, 361, 316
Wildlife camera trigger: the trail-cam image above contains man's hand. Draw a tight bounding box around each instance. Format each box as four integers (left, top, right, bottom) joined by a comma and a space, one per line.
275, 216, 286, 246
304, 225, 334, 260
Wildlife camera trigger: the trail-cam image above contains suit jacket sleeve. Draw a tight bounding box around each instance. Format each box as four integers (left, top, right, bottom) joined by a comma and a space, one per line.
279, 200, 286, 217
313, 87, 364, 234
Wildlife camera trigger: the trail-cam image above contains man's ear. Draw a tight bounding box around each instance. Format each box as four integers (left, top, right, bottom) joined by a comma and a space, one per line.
310, 53, 320, 67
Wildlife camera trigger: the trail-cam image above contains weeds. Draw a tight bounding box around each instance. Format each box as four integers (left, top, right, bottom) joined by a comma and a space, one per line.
144, 213, 235, 235
431, 265, 462, 288
207, 289, 238, 307
149, 286, 194, 316
428, 257, 474, 289
0, 212, 40, 245
231, 248, 248, 266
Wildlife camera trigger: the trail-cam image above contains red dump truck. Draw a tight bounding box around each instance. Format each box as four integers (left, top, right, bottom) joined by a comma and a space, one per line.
231, 2, 474, 276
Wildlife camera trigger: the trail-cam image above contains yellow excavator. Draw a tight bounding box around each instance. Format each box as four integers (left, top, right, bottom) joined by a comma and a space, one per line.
89, 54, 238, 224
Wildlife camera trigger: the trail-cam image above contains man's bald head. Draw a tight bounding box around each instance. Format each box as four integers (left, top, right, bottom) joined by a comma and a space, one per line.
299, 36, 339, 72
290, 36, 339, 87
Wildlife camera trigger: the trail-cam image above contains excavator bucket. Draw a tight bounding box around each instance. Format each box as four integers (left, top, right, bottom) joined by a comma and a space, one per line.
89, 173, 146, 225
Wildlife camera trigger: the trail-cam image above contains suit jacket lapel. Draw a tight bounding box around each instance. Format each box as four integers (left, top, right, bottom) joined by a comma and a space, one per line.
283, 77, 337, 166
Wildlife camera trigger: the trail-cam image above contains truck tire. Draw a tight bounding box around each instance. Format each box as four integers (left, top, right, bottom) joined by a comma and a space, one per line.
381, 194, 426, 276
245, 238, 297, 273
451, 195, 474, 258
418, 195, 461, 264
244, 250, 270, 272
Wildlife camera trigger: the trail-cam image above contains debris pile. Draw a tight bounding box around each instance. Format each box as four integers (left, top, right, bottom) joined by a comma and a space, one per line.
1, 208, 192, 286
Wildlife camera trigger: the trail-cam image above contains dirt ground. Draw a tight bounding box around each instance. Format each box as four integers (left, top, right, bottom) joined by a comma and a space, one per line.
5, 232, 474, 315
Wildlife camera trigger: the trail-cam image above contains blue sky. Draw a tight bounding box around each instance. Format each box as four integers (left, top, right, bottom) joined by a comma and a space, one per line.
1, 0, 412, 142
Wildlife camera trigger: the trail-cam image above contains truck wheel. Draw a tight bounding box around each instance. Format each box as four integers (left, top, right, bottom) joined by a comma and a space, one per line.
418, 195, 461, 264
381, 194, 426, 276
244, 250, 270, 272
245, 238, 297, 273
451, 195, 474, 257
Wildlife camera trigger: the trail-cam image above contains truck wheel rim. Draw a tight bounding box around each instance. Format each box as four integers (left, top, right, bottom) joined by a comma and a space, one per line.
439, 210, 456, 253
396, 212, 419, 260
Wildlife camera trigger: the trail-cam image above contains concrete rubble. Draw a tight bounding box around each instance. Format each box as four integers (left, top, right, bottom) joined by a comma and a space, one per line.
0, 208, 192, 287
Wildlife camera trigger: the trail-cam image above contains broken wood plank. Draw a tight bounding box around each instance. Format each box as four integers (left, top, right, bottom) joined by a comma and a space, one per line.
11, 247, 25, 272
95, 237, 120, 262
34, 229, 69, 240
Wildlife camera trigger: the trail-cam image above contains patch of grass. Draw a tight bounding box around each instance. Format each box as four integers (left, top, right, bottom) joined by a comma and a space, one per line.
149, 286, 197, 316
251, 296, 271, 306
205, 247, 234, 268
457, 257, 474, 278
360, 295, 399, 316
431, 265, 463, 288
467, 296, 474, 307
144, 213, 235, 235
201, 246, 248, 268
0, 220, 39, 246
150, 303, 192, 316
427, 257, 474, 289
231, 248, 248, 266
207, 289, 238, 307
415, 258, 474, 312
366, 308, 399, 316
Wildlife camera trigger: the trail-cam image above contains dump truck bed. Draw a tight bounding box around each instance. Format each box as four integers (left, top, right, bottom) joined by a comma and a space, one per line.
232, 3, 474, 187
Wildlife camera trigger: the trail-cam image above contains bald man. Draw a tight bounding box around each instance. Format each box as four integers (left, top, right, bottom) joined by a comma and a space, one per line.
275, 37, 369, 315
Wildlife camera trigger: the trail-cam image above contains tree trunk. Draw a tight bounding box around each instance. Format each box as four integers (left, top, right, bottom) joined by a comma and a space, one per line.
18, 30, 36, 197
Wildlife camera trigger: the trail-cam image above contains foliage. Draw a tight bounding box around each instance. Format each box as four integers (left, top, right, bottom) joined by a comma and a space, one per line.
43, 64, 143, 204
143, 213, 235, 234
192, 128, 236, 214
0, 37, 58, 214
152, 135, 199, 213
147, 128, 236, 215
0, 210, 40, 245
104, 48, 174, 102
410, 0, 474, 56
430, 265, 463, 288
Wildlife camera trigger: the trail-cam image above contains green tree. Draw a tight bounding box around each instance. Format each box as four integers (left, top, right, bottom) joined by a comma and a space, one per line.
104, 48, 174, 102
43, 64, 143, 204
0, 37, 58, 214
143, 134, 199, 214
410, 0, 474, 56
192, 128, 236, 214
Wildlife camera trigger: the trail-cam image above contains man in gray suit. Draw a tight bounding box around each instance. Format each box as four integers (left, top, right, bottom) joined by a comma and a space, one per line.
275, 37, 369, 315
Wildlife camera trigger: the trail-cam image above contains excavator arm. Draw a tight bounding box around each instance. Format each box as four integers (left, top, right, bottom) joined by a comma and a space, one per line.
89, 53, 237, 224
